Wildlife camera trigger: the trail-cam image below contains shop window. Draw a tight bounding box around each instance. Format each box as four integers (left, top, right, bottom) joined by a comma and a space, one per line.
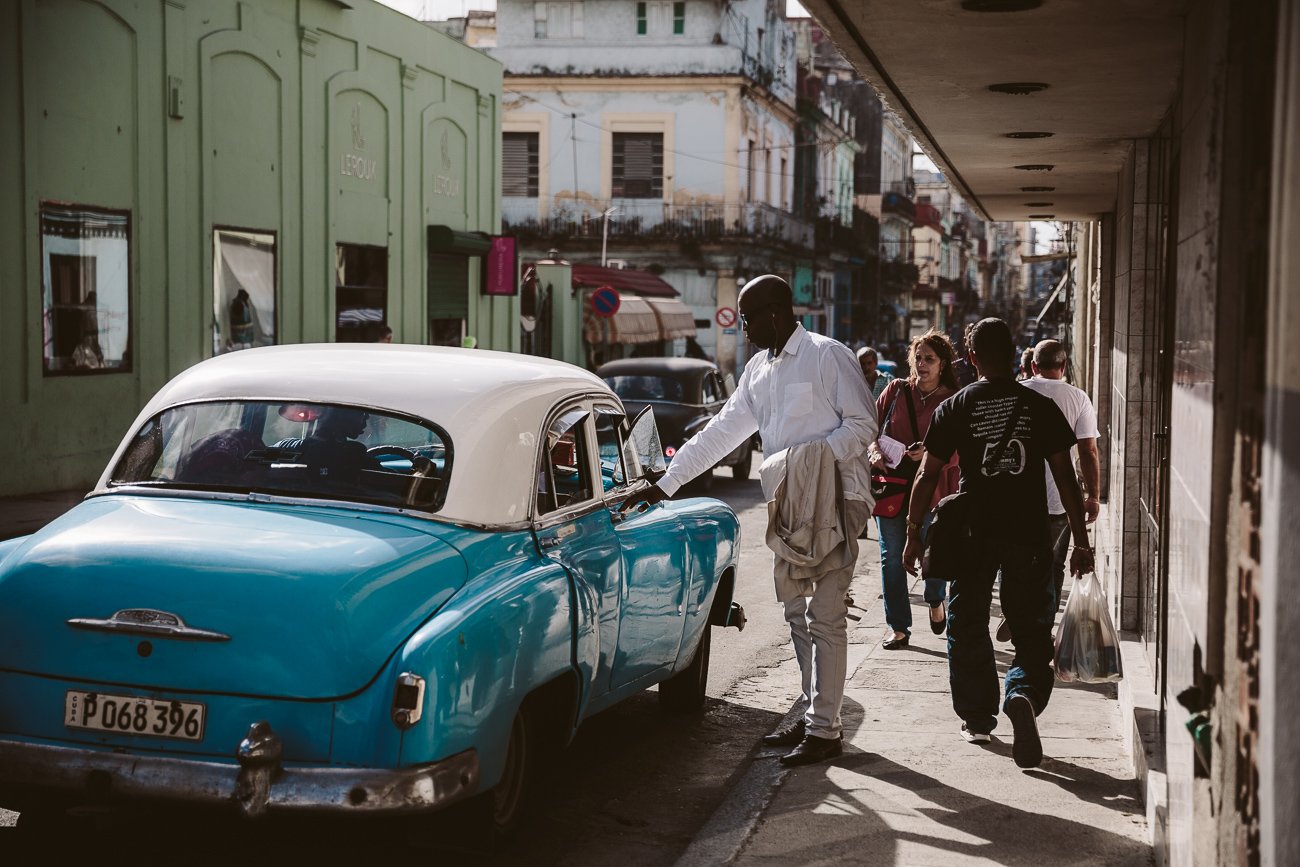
612, 132, 664, 199
213, 229, 276, 354
40, 203, 131, 375
673, 2, 686, 34
534, 1, 583, 38
503, 132, 540, 197
335, 243, 388, 343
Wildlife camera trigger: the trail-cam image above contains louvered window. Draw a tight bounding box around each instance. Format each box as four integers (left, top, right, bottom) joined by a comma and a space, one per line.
612, 133, 663, 199
503, 132, 539, 197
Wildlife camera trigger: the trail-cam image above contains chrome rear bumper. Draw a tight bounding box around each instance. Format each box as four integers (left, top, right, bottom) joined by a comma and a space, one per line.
0, 739, 480, 814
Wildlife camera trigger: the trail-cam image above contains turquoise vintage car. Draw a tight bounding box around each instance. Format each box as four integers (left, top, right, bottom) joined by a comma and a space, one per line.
0, 344, 744, 834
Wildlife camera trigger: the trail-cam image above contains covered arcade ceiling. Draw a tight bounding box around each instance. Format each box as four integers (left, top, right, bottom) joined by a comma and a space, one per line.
801, 0, 1189, 220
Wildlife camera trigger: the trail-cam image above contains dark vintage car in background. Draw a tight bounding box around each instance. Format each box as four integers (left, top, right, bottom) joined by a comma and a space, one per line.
596, 358, 755, 491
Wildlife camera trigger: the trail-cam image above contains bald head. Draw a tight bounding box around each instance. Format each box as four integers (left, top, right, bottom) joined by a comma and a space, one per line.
1033, 339, 1068, 379
738, 275, 796, 351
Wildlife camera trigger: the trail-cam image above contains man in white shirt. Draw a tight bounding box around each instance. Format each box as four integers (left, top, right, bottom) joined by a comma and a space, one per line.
1022, 339, 1101, 609
623, 275, 877, 766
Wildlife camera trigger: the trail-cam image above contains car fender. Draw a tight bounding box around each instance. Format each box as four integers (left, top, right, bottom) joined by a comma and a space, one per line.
663, 499, 741, 675
383, 532, 586, 789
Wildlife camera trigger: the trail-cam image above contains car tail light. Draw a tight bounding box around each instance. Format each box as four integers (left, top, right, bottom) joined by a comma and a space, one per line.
391, 673, 426, 729
664, 446, 676, 458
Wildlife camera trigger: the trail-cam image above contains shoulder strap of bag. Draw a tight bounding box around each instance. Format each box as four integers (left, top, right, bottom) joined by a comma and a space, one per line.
903, 383, 920, 442
980, 395, 1026, 471
882, 383, 902, 433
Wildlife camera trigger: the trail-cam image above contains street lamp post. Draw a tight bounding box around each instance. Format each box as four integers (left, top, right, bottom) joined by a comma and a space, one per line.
601, 206, 619, 268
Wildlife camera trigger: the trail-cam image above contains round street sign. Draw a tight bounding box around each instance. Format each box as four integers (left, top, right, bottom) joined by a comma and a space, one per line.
716, 306, 737, 328
591, 286, 621, 318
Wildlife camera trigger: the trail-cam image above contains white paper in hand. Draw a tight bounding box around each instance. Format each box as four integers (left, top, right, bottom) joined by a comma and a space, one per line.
877, 434, 907, 468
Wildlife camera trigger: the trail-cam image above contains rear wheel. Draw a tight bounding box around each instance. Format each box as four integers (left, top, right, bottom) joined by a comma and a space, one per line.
659, 625, 711, 712
730, 447, 752, 480
487, 710, 532, 837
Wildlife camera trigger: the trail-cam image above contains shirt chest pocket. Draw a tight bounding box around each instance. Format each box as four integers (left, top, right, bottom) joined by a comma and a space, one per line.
782, 382, 818, 416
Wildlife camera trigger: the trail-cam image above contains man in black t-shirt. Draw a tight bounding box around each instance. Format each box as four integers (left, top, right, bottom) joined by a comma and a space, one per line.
902, 318, 1094, 769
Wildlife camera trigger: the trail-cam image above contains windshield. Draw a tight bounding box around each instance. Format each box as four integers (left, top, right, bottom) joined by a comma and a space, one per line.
110, 401, 451, 511
603, 374, 686, 403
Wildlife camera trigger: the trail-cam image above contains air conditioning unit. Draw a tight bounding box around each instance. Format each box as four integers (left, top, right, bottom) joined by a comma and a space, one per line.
605, 259, 629, 270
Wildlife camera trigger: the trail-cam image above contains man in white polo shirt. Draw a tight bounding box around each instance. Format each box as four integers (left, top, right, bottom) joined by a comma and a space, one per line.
1022, 339, 1101, 610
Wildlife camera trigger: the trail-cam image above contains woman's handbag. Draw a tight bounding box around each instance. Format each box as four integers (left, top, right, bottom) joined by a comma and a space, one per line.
922, 396, 1025, 579
1054, 570, 1124, 682
870, 474, 911, 518
871, 385, 920, 518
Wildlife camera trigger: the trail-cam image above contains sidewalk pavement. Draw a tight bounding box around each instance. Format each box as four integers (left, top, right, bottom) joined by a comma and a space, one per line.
682, 537, 1154, 867
0, 489, 86, 541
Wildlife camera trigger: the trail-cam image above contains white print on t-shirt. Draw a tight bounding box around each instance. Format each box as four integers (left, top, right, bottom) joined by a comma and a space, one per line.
969, 395, 1032, 477
982, 438, 1026, 476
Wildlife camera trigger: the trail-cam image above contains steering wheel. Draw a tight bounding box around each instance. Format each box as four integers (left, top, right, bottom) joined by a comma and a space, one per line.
366, 445, 420, 464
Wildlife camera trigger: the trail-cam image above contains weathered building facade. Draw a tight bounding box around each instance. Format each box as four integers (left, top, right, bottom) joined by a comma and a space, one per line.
1, 0, 508, 497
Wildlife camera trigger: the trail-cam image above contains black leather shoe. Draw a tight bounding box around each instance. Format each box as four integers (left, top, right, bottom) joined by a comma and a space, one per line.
761, 718, 806, 747
779, 734, 843, 766
882, 634, 910, 650
929, 603, 947, 636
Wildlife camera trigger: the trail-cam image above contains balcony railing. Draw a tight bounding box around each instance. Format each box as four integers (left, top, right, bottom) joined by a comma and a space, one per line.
503, 197, 813, 248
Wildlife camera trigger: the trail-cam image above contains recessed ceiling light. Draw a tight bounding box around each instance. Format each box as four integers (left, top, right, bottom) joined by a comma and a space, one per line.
1028, 213, 1056, 219
1014, 164, 1055, 172
962, 0, 1042, 10
1005, 131, 1054, 139
1024, 201, 1054, 207
1021, 186, 1055, 192
987, 82, 1050, 95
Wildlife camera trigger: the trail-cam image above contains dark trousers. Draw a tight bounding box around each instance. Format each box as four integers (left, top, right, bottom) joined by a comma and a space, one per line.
947, 533, 1056, 734
1047, 513, 1071, 609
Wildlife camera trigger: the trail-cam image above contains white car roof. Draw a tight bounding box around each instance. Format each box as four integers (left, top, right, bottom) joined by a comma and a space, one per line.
95, 344, 616, 527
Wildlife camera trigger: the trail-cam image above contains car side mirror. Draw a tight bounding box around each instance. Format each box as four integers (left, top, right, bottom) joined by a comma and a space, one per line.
628, 406, 667, 477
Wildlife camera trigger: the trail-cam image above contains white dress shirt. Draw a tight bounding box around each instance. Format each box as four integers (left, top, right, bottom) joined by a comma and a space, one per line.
1022, 375, 1100, 514
657, 324, 878, 502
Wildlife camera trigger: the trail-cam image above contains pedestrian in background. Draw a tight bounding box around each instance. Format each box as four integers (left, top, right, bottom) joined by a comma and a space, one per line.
622, 275, 877, 767
867, 331, 961, 649
903, 317, 1094, 769
1017, 347, 1035, 380
857, 345, 894, 400
1022, 339, 1101, 609
951, 321, 979, 388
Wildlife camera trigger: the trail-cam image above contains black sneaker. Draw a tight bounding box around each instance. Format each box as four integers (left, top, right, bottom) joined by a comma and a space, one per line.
1006, 694, 1043, 768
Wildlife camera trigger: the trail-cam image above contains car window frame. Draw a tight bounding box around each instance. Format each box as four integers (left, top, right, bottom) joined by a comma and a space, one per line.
532, 398, 605, 527
595, 402, 645, 502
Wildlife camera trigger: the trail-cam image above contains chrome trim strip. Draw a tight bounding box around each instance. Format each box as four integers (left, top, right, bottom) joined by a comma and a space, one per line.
0, 739, 481, 814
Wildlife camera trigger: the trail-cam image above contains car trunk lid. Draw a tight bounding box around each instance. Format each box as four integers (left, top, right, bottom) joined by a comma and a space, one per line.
0, 495, 467, 700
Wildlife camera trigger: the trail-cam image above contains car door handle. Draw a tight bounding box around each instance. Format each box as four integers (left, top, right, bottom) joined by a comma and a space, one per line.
608, 507, 626, 525
538, 536, 560, 549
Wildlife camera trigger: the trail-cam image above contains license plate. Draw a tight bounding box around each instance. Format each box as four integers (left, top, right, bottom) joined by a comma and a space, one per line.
64, 691, 206, 742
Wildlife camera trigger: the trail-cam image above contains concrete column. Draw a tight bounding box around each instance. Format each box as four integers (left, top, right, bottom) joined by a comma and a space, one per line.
1260, 3, 1300, 861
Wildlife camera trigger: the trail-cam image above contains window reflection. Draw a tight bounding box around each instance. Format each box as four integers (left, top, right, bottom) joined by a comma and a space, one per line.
214, 229, 276, 354
41, 203, 131, 375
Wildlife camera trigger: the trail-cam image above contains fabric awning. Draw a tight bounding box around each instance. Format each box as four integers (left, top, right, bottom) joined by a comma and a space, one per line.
571, 264, 679, 298
647, 298, 697, 340
584, 295, 662, 345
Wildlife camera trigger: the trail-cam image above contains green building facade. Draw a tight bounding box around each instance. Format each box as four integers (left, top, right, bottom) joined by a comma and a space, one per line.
0, 0, 511, 496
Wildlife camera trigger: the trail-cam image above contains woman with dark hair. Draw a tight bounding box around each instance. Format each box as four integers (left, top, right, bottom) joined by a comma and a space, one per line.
867, 330, 962, 649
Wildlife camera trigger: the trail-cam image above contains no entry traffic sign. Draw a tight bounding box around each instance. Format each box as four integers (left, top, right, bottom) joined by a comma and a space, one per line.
591, 286, 621, 317
715, 306, 737, 328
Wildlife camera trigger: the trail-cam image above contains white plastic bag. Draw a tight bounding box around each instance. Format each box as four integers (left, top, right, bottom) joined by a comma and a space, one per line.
1054, 572, 1124, 683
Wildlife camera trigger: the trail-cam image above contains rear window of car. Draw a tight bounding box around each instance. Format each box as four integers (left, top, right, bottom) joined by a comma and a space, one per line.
603, 374, 685, 402
110, 401, 451, 511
